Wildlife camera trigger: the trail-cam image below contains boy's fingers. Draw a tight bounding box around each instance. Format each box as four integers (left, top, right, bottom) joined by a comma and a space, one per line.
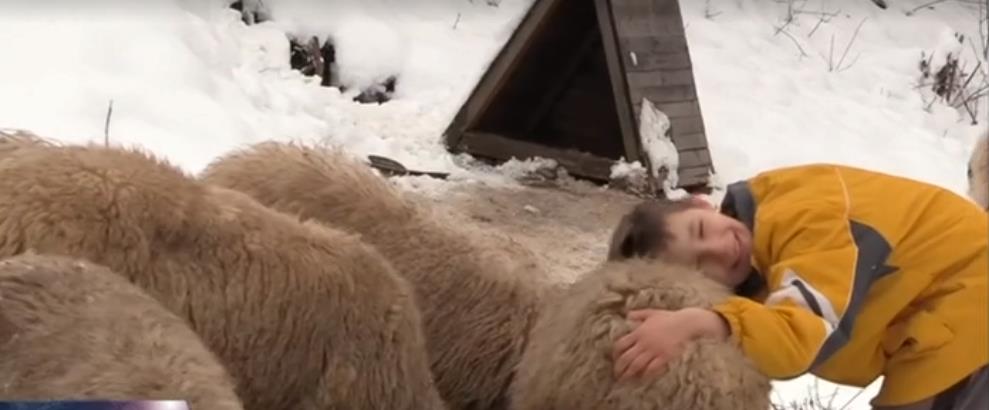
613, 343, 641, 378
622, 352, 655, 381
614, 332, 638, 357
643, 357, 667, 379
626, 309, 655, 322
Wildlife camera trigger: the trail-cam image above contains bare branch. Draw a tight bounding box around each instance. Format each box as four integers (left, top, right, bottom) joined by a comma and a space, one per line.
704, 0, 722, 19
807, 8, 841, 38
104, 100, 113, 147
836, 52, 863, 72
954, 60, 983, 104
839, 384, 868, 410
904, 0, 950, 16
828, 33, 836, 71
835, 17, 868, 71
779, 27, 810, 58
774, 18, 795, 36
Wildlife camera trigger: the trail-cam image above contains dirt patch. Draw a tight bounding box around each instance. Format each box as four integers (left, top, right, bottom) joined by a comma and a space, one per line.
403, 178, 642, 283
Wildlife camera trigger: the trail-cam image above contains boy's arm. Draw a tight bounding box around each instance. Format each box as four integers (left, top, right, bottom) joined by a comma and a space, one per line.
712, 197, 892, 379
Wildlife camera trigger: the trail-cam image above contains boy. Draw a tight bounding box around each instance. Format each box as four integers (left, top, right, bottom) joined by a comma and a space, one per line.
608, 163, 987, 410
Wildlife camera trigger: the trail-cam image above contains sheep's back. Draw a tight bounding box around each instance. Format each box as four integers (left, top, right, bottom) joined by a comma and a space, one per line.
511, 259, 771, 410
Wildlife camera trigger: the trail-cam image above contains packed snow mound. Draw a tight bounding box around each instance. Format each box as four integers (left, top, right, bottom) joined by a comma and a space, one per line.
638, 98, 689, 199
330, 14, 407, 92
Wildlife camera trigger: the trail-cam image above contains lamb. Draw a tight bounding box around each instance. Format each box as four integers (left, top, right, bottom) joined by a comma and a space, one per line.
0, 253, 243, 410
968, 130, 988, 210
509, 258, 772, 410
0, 135, 447, 410
201, 142, 546, 410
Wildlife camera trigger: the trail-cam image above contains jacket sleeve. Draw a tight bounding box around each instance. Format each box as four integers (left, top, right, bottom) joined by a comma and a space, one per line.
711, 189, 886, 379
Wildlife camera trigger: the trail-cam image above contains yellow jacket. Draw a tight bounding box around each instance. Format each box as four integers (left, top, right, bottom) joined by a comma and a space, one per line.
712, 164, 987, 407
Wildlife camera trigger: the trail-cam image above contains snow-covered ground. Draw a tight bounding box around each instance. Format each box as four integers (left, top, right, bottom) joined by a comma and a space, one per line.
1, 0, 986, 408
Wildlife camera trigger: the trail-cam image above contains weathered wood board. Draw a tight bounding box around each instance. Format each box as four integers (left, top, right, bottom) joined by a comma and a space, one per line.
443, 0, 715, 193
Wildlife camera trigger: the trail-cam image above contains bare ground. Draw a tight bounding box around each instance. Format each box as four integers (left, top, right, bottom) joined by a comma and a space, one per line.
402, 177, 643, 283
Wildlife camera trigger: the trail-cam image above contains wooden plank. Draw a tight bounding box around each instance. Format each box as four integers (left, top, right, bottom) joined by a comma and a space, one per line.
610, 0, 680, 17
621, 50, 692, 72
459, 131, 615, 181
620, 35, 688, 56
444, 0, 562, 148
669, 116, 706, 136
613, 15, 685, 37
677, 165, 712, 185
630, 84, 697, 105
522, 24, 600, 135
625, 68, 694, 88
595, 0, 641, 164
671, 131, 708, 150
678, 148, 712, 168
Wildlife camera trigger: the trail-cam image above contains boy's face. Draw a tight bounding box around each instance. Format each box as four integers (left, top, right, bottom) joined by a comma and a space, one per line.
662, 202, 753, 288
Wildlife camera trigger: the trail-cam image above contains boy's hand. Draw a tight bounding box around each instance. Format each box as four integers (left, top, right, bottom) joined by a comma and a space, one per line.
612, 308, 730, 382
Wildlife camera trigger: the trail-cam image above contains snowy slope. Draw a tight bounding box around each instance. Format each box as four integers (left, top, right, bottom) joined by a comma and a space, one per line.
681, 0, 987, 202
0, 0, 531, 176
1, 0, 986, 408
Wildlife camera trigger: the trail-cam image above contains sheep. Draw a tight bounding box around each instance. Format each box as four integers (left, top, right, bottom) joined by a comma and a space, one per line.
0, 253, 243, 409
968, 130, 988, 210
509, 258, 771, 410
201, 141, 545, 410
0, 136, 447, 410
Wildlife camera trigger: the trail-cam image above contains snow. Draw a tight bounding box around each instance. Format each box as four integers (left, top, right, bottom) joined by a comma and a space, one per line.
0, 0, 986, 408
329, 14, 407, 91
609, 159, 647, 180
682, 0, 987, 198
638, 97, 690, 200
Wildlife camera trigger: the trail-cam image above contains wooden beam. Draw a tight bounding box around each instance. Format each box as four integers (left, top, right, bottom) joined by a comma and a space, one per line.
521, 23, 600, 135
459, 131, 616, 181
443, 0, 562, 149
622, 50, 693, 72
595, 0, 642, 167
610, 0, 680, 16
630, 84, 697, 104
671, 131, 708, 150
668, 116, 705, 136
625, 68, 694, 88
620, 35, 688, 56
678, 147, 713, 169
678, 165, 713, 187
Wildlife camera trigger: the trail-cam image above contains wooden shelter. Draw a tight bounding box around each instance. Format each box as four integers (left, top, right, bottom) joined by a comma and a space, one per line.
442, 0, 715, 193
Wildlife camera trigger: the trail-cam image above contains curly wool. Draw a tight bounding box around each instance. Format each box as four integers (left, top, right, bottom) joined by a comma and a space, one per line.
510, 258, 771, 410
0, 135, 446, 410
0, 253, 243, 409
202, 141, 548, 410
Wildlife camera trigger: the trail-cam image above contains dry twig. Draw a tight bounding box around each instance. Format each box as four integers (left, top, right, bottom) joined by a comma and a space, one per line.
104, 100, 113, 147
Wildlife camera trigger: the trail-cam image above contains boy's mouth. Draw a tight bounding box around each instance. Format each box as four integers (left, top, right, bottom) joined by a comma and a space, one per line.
730, 229, 745, 271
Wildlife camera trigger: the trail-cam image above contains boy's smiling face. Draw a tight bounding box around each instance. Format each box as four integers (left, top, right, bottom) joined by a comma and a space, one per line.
660, 200, 754, 288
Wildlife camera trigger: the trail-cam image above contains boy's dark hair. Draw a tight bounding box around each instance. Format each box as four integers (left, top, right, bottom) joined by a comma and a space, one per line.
607, 199, 705, 261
